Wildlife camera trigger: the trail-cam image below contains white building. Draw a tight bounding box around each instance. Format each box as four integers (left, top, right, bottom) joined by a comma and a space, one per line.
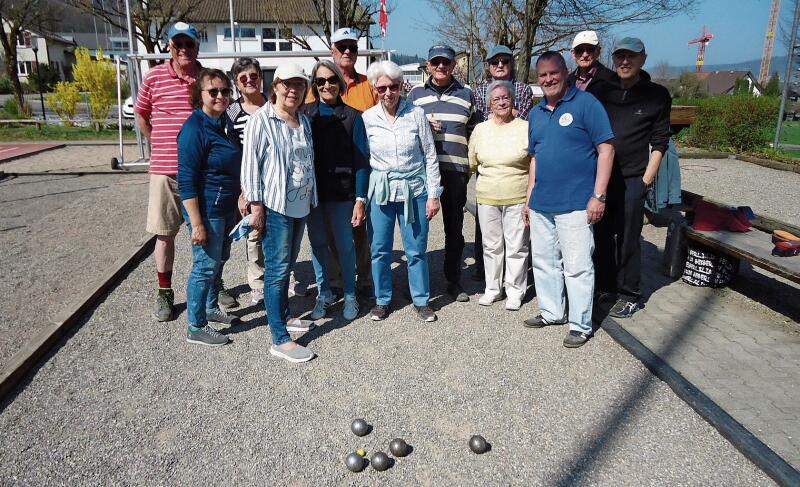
2, 24, 77, 82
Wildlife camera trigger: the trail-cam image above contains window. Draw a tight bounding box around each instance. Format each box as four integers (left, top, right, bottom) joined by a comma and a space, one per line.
262, 26, 292, 52
109, 38, 130, 51
224, 26, 256, 39
196, 29, 208, 43
17, 61, 33, 75
16, 31, 31, 48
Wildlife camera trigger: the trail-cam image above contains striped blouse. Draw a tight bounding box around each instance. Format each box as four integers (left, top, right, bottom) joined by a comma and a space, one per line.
225, 100, 252, 147
241, 102, 318, 215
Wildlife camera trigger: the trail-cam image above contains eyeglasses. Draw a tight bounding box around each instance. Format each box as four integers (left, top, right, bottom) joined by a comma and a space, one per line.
172, 40, 196, 50
204, 88, 233, 98
491, 95, 511, 104
281, 79, 307, 90
574, 45, 596, 55
489, 57, 512, 67
429, 57, 452, 67
375, 83, 400, 94
238, 72, 260, 84
314, 76, 339, 87
335, 43, 358, 53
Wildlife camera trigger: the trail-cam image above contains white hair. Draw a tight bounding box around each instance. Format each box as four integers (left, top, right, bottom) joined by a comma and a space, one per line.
486, 80, 515, 107
367, 60, 404, 85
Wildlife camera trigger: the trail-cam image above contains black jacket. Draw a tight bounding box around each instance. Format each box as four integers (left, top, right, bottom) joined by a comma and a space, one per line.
567, 62, 616, 92
588, 69, 671, 179
304, 99, 368, 202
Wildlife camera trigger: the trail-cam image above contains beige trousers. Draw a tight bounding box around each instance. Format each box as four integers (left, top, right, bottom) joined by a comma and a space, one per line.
478, 203, 530, 302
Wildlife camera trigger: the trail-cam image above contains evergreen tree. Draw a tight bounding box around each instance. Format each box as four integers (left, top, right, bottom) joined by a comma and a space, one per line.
763, 72, 780, 96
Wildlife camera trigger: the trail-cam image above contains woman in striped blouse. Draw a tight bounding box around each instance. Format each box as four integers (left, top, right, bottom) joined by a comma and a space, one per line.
241, 62, 317, 363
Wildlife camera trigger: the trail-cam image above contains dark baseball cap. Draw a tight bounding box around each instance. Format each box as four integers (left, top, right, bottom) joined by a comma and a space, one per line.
428, 45, 455, 61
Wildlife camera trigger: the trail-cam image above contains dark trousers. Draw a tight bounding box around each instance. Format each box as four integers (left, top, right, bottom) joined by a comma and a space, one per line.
440, 170, 469, 283
593, 176, 647, 302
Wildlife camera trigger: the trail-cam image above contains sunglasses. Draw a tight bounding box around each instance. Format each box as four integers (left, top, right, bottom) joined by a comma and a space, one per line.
574, 45, 596, 55
314, 76, 339, 87
335, 43, 358, 53
429, 57, 452, 67
375, 83, 400, 94
238, 72, 260, 84
204, 88, 233, 98
172, 40, 196, 50
489, 57, 512, 67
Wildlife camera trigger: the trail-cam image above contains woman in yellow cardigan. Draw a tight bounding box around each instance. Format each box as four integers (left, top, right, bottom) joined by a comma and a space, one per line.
468, 80, 531, 310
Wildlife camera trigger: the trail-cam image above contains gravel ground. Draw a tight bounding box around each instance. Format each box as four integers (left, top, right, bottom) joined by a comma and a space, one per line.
0, 145, 148, 367
0, 210, 772, 485
679, 157, 800, 227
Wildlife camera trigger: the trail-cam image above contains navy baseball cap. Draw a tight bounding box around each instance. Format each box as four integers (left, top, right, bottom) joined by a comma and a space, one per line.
428, 45, 455, 61
168, 22, 199, 42
486, 45, 513, 61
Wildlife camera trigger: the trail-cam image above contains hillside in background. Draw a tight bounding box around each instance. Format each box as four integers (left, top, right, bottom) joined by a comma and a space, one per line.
667, 55, 789, 80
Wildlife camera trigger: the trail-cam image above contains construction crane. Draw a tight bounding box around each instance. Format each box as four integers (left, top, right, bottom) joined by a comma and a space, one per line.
688, 25, 714, 72
759, 0, 781, 86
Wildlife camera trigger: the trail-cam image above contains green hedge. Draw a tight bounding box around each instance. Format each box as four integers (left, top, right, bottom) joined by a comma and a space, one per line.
684, 95, 779, 153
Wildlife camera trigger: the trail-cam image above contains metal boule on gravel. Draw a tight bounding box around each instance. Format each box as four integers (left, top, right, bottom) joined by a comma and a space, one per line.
370, 451, 391, 471
469, 434, 490, 454
351, 418, 371, 437
389, 438, 409, 457
345, 452, 367, 472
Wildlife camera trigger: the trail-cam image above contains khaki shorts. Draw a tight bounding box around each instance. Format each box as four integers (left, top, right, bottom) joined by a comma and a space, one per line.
146, 174, 183, 236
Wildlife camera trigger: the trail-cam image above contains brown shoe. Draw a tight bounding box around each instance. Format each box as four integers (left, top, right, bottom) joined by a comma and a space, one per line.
370, 304, 389, 321
414, 305, 437, 322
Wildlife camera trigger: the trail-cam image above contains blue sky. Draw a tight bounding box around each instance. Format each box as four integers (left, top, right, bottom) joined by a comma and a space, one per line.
381, 0, 786, 67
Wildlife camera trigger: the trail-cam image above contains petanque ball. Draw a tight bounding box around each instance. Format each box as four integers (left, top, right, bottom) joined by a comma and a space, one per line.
370, 451, 391, 471
469, 434, 489, 454
351, 418, 371, 437
389, 438, 409, 457
345, 452, 367, 472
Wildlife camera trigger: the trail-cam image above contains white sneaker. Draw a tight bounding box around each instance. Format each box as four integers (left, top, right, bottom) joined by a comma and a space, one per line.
286, 317, 314, 332
288, 273, 307, 297
505, 299, 521, 311
343, 295, 359, 320
250, 287, 264, 304
478, 293, 503, 306
310, 294, 335, 320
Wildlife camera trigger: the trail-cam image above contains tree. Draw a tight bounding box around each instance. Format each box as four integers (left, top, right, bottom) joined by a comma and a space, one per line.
46, 80, 80, 125
664, 71, 707, 99
0, 0, 61, 114
652, 61, 672, 81
764, 72, 780, 96
72, 47, 116, 130
425, 0, 696, 84
27, 62, 59, 92
733, 77, 754, 96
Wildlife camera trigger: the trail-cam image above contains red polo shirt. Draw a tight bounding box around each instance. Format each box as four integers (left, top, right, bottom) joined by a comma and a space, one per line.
134, 60, 198, 175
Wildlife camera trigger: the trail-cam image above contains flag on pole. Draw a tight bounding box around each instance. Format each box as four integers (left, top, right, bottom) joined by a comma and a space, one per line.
379, 0, 388, 37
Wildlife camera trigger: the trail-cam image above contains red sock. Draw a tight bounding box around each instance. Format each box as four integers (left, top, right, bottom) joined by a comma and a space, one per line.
157, 271, 172, 289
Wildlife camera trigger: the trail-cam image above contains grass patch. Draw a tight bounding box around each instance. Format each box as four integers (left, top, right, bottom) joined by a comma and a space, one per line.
776, 121, 800, 146
0, 124, 136, 141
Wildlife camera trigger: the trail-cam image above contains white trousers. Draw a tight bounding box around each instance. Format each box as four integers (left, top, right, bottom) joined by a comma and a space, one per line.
478, 203, 530, 302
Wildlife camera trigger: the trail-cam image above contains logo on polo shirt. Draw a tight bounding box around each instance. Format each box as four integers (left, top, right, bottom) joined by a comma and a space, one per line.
559, 113, 573, 127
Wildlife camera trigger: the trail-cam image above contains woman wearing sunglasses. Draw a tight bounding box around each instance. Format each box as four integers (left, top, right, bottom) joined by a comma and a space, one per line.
303, 60, 370, 322
361, 61, 442, 322
177, 68, 241, 347
241, 63, 317, 363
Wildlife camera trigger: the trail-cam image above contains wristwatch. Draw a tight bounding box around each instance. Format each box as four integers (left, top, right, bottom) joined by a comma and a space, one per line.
592, 193, 607, 203
355, 197, 367, 204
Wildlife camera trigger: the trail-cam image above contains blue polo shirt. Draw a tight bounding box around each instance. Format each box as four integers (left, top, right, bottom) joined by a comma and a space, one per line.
528, 85, 613, 212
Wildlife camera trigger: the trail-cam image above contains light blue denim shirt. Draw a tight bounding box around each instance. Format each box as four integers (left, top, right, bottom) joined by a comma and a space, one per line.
362, 98, 443, 204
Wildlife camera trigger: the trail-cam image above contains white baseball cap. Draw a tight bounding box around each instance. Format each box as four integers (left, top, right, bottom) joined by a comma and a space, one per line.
331, 27, 360, 44
572, 30, 599, 49
274, 62, 309, 82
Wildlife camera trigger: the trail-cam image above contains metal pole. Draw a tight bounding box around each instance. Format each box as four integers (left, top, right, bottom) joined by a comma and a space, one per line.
229, 0, 236, 52
116, 57, 124, 166
775, 0, 800, 148
330, 0, 335, 34
123, 0, 145, 162
32, 46, 45, 120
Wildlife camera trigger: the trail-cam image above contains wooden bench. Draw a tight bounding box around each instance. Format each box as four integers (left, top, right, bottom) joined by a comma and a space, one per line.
680, 191, 800, 285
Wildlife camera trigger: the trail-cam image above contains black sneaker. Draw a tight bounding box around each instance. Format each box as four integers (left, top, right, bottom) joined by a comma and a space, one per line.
152, 288, 174, 322
370, 304, 389, 321
563, 330, 590, 348
609, 299, 640, 319
522, 314, 567, 328
414, 305, 437, 322
187, 325, 230, 347
217, 280, 239, 309
447, 282, 470, 302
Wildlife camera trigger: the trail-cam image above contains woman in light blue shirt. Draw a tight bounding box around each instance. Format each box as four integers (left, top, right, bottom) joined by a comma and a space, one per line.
241, 62, 317, 363
362, 61, 442, 323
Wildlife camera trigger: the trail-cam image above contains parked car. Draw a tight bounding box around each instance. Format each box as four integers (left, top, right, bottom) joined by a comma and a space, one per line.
122, 96, 134, 119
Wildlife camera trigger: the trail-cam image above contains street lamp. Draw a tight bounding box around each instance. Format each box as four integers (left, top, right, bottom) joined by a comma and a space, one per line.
31, 40, 46, 121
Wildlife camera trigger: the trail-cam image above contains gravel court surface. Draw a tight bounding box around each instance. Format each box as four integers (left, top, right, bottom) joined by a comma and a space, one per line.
0, 211, 772, 485
0, 145, 148, 367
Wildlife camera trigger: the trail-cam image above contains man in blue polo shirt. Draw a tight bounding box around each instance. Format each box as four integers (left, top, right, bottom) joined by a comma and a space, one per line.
522, 51, 615, 348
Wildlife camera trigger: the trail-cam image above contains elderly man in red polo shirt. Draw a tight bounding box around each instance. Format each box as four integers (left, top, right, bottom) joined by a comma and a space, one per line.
135, 22, 203, 322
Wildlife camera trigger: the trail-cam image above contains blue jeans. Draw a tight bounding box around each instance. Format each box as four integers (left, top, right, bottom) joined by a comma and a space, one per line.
262, 207, 306, 346
183, 210, 237, 328
368, 193, 430, 307
530, 209, 595, 333
307, 201, 356, 298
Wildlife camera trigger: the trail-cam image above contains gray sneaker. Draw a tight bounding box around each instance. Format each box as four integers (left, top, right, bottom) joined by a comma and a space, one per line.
310, 294, 336, 320
414, 305, 437, 322
217, 280, 239, 309
286, 318, 314, 332
187, 325, 230, 347
269, 343, 315, 363
250, 287, 264, 304
152, 288, 174, 322
207, 308, 240, 325
563, 330, 591, 348
343, 295, 359, 320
